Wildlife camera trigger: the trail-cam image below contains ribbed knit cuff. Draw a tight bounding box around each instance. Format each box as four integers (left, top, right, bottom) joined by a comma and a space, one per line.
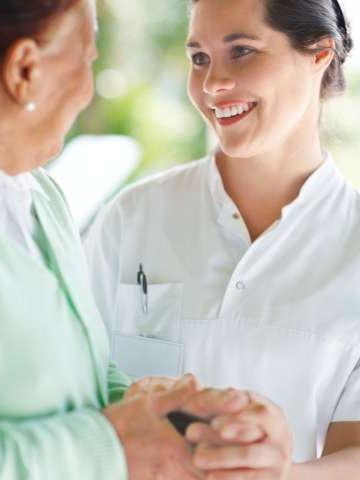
74, 409, 128, 480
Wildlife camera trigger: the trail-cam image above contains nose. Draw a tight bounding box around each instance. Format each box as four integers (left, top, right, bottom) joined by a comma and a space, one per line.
203, 64, 236, 95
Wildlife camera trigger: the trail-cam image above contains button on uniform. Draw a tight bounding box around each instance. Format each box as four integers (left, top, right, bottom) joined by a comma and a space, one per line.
236, 280, 246, 291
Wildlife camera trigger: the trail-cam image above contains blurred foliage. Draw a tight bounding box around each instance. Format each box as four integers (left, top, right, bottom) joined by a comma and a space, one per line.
67, 0, 360, 187
323, 71, 360, 184
69, 0, 206, 185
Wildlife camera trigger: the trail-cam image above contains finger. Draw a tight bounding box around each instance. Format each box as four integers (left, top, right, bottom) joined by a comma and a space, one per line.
187, 423, 227, 445
204, 469, 276, 480
182, 389, 251, 419
174, 373, 202, 391
124, 378, 151, 399
243, 391, 284, 420
187, 422, 264, 446
219, 424, 266, 443
211, 412, 265, 437
153, 374, 199, 415
140, 376, 177, 389
124, 377, 171, 399
193, 443, 284, 470
146, 376, 178, 394
211, 405, 284, 443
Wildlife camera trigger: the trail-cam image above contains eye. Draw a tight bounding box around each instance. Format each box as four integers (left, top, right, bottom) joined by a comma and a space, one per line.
231, 46, 254, 59
191, 52, 210, 66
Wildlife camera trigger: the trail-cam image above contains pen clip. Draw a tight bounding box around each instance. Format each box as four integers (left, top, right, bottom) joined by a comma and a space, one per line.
137, 263, 144, 284
137, 263, 148, 315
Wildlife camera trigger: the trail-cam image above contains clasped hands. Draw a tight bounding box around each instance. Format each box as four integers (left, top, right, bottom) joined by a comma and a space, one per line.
103, 374, 293, 480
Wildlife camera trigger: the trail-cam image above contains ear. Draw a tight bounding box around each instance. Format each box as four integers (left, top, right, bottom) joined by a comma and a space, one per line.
1, 38, 41, 105
311, 37, 336, 71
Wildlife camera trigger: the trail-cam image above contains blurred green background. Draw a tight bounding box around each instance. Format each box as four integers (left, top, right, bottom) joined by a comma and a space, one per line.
67, 0, 360, 187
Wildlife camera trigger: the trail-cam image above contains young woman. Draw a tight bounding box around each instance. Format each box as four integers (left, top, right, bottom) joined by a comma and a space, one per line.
85, 0, 360, 475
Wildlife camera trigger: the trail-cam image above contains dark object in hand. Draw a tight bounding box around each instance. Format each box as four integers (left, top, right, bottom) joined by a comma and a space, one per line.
167, 410, 207, 435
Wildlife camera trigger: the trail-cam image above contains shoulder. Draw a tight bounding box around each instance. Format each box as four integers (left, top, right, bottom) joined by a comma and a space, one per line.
121, 157, 208, 199
331, 173, 360, 255
97, 157, 209, 223
338, 175, 360, 219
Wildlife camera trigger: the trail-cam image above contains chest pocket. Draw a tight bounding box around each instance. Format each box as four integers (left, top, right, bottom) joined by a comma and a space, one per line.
112, 282, 184, 379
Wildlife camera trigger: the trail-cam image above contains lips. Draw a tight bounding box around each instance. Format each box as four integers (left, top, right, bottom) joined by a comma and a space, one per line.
212, 102, 257, 126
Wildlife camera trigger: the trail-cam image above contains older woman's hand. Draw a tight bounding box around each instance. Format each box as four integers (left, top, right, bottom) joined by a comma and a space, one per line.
124, 376, 180, 400
104, 374, 205, 480
185, 391, 293, 480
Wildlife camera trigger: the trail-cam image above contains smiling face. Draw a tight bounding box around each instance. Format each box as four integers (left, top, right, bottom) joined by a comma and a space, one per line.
186, 0, 324, 159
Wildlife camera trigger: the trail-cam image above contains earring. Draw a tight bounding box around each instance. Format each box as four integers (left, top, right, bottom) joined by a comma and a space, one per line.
25, 101, 37, 112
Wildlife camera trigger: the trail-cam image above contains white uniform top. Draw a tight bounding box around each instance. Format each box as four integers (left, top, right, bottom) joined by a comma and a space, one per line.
0, 170, 46, 260
84, 154, 360, 463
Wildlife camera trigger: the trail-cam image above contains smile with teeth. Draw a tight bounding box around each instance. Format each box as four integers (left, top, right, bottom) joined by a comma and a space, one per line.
213, 102, 257, 119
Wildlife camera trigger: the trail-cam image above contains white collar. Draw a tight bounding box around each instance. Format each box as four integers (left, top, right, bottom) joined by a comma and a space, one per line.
0, 169, 47, 198
208, 151, 340, 221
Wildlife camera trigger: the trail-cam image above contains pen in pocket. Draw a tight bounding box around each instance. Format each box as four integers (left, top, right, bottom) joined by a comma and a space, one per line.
137, 263, 148, 314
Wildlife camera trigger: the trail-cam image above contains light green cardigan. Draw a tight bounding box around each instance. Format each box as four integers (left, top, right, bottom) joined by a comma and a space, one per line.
0, 169, 130, 479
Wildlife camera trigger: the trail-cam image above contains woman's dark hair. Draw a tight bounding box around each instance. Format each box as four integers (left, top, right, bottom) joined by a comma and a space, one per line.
189, 0, 353, 99
0, 0, 80, 61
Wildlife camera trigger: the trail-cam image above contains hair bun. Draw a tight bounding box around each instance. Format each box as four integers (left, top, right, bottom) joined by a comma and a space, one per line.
343, 31, 354, 55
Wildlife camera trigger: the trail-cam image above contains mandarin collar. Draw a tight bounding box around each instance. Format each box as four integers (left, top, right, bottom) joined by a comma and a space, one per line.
280, 154, 340, 218
208, 152, 340, 220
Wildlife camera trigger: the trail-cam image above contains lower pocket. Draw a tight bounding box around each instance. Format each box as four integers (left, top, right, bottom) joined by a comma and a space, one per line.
111, 333, 184, 380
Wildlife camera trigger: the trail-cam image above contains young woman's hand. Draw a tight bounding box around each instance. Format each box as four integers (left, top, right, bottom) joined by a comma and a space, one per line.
186, 391, 293, 480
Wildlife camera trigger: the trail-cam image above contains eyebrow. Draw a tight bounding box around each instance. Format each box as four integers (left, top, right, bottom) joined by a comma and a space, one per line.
186, 32, 260, 48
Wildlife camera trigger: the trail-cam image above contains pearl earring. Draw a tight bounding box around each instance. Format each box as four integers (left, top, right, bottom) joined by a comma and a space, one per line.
25, 101, 37, 112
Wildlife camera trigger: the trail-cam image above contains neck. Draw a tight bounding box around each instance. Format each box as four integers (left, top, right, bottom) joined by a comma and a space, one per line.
216, 123, 325, 241
0, 118, 40, 175
0, 143, 18, 175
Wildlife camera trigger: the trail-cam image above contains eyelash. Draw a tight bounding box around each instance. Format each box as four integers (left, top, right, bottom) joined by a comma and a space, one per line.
232, 46, 254, 58
190, 46, 254, 66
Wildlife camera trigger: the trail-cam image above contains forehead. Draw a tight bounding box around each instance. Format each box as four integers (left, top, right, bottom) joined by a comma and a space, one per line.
188, 0, 267, 38
88, 0, 98, 31
44, 0, 97, 53
74, 0, 98, 38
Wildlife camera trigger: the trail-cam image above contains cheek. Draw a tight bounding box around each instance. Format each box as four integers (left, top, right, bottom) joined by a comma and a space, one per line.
268, 68, 313, 130
236, 57, 274, 95
74, 63, 94, 106
187, 71, 204, 110
52, 65, 94, 133
243, 57, 311, 120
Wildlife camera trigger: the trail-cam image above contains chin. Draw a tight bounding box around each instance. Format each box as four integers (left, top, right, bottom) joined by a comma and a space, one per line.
36, 139, 65, 170
49, 139, 65, 160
